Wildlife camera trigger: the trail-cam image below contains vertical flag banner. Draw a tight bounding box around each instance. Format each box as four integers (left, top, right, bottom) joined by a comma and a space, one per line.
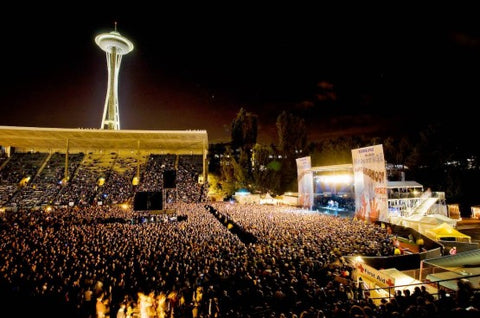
351, 145, 388, 222
296, 156, 313, 209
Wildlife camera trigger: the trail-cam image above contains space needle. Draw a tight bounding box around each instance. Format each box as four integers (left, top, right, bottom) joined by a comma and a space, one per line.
95, 22, 134, 130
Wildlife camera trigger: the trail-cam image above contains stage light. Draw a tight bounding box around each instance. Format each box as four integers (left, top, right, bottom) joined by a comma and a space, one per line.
318, 174, 353, 184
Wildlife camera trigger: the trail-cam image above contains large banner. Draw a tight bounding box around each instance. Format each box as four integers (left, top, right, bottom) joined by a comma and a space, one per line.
354, 262, 395, 288
296, 156, 313, 209
351, 145, 388, 222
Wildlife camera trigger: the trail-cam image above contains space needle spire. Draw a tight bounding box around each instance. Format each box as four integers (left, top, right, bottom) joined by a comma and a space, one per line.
95, 22, 134, 130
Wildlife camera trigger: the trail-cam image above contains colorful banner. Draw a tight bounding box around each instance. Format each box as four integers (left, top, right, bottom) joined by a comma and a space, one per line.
296, 156, 313, 209
351, 145, 388, 222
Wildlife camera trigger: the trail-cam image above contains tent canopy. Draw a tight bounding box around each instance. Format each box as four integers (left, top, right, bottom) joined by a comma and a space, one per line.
425, 222, 471, 243
387, 181, 424, 189
408, 214, 457, 226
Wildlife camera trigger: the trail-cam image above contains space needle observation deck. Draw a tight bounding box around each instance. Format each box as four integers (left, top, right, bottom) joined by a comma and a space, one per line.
95, 23, 134, 130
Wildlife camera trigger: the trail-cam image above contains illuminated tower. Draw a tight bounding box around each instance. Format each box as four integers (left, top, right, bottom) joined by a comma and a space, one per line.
95, 23, 134, 130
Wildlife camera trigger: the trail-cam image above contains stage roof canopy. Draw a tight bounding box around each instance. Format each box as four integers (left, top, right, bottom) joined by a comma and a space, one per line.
0, 126, 208, 155
387, 181, 424, 189
310, 164, 353, 173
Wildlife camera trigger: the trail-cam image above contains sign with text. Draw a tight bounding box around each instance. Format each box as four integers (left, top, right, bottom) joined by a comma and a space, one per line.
352, 145, 388, 222
355, 262, 395, 288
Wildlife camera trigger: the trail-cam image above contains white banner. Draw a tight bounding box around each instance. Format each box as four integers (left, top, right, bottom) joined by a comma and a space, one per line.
351, 145, 388, 222
296, 156, 313, 209
355, 262, 395, 288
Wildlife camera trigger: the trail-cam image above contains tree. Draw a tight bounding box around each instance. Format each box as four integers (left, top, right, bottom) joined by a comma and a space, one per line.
276, 111, 307, 154
251, 144, 282, 194
231, 107, 258, 150
382, 136, 413, 181
230, 108, 258, 191
276, 111, 308, 193
310, 136, 358, 167
218, 147, 237, 198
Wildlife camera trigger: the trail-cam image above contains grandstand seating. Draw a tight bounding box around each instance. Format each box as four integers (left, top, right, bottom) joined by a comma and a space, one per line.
0, 151, 207, 209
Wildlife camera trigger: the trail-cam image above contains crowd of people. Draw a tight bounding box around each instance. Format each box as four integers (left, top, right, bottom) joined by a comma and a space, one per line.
1, 202, 478, 317
0, 151, 479, 317
0, 152, 207, 208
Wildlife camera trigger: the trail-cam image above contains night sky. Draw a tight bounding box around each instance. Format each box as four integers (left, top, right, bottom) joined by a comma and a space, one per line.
1, 6, 479, 144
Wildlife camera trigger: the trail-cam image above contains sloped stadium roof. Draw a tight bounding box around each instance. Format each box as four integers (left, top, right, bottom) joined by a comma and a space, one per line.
423, 249, 480, 290
0, 126, 208, 155
423, 249, 480, 268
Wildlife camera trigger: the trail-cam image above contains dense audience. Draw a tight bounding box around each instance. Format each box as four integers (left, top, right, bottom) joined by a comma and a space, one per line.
0, 152, 49, 206
0, 203, 478, 317
0, 152, 206, 208
0, 151, 478, 317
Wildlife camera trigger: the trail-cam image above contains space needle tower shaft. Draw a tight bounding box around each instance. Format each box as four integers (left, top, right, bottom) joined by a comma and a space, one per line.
95, 23, 134, 130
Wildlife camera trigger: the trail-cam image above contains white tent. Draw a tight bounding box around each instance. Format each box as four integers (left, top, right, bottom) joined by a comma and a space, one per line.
390, 213, 458, 234
260, 193, 277, 205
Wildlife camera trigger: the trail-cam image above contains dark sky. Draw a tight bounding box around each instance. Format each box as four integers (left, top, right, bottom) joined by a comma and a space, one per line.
1, 6, 479, 144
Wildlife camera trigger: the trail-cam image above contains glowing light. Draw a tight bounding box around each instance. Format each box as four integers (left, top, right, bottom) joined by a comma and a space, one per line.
19, 176, 31, 186
393, 277, 418, 292
95, 27, 134, 130
95, 32, 134, 55
132, 176, 139, 186
237, 188, 250, 193
317, 174, 353, 184
354, 256, 364, 263
97, 177, 105, 186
